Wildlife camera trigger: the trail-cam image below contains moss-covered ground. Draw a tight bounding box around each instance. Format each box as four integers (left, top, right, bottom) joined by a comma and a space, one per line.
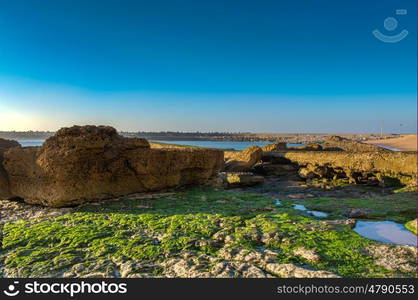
288, 191, 416, 223
0, 188, 416, 278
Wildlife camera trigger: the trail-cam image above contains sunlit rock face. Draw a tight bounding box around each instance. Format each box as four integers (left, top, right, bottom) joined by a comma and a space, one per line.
224, 146, 263, 172
0, 138, 21, 199
3, 125, 224, 207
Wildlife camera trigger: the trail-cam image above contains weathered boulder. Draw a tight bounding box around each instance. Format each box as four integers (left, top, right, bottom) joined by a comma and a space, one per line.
261, 143, 287, 152
225, 146, 263, 172
3, 125, 224, 207
219, 172, 264, 187
323, 136, 386, 152
0, 138, 20, 199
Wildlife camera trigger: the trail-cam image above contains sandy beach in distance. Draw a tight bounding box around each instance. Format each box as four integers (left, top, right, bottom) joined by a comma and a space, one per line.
366, 134, 417, 151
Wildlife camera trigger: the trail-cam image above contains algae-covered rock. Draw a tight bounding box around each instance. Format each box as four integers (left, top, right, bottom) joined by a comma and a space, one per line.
405, 219, 417, 235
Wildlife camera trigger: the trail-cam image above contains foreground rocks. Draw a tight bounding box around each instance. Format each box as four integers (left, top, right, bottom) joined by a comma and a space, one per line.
2, 126, 224, 207
263, 151, 417, 186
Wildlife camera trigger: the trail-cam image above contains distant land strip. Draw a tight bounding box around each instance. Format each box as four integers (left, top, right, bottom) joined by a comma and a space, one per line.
0, 131, 399, 144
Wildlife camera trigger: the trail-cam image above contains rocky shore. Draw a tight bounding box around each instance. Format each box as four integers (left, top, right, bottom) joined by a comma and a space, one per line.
0, 126, 416, 278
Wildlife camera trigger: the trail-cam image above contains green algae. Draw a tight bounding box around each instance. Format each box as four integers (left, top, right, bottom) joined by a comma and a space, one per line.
0, 188, 415, 278
292, 192, 416, 223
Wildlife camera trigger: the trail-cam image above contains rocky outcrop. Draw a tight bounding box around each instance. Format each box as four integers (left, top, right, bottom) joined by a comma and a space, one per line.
224, 146, 263, 172
3, 125, 224, 207
265, 150, 416, 186
0, 138, 20, 199
261, 143, 287, 152
323, 136, 386, 152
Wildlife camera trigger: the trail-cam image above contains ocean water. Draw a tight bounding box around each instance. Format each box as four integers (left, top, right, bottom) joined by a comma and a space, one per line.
16, 139, 303, 151
16, 139, 46, 147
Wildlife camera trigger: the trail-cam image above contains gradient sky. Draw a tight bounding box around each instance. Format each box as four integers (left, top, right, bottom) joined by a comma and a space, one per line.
0, 0, 416, 133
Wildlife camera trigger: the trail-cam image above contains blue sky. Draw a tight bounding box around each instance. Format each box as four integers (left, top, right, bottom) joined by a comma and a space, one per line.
0, 0, 416, 132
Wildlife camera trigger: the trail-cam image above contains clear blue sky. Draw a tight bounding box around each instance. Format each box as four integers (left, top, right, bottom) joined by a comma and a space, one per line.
0, 0, 416, 132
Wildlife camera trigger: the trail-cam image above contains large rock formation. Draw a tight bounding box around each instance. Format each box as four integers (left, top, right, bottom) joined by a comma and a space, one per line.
323, 136, 386, 152
266, 150, 417, 186
224, 146, 263, 172
3, 126, 224, 207
0, 138, 21, 199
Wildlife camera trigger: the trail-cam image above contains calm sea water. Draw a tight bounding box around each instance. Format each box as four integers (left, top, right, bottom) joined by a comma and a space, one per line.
16, 139, 303, 151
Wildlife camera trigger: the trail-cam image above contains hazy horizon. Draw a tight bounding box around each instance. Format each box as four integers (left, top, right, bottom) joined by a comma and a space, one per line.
0, 0, 416, 133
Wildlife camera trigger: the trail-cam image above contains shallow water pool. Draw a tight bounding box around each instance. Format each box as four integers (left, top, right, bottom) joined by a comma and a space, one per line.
292, 204, 328, 218
354, 221, 417, 246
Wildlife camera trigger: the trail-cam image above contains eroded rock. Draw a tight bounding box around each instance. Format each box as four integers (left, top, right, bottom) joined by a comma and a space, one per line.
366, 245, 417, 274
225, 146, 263, 172
3, 125, 224, 207
265, 263, 340, 278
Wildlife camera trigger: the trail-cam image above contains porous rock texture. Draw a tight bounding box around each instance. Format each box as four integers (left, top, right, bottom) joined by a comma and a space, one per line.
271, 150, 417, 186
0, 138, 21, 199
3, 126, 224, 207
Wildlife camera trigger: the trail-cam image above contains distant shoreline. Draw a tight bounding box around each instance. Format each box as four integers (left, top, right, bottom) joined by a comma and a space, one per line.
0, 131, 401, 144
365, 135, 417, 152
